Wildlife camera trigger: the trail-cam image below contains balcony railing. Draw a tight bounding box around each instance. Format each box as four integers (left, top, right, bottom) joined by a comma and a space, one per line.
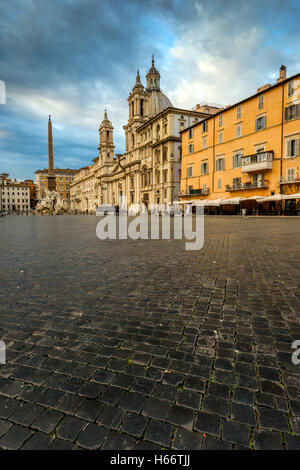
226, 181, 268, 191
180, 188, 210, 196
280, 176, 300, 184
241, 151, 273, 173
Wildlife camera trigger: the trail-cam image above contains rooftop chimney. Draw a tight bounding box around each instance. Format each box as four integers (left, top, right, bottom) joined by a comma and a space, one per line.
277, 65, 287, 83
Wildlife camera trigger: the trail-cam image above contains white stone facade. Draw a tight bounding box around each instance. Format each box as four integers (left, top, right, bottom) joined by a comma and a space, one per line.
70, 59, 209, 212
0, 174, 30, 212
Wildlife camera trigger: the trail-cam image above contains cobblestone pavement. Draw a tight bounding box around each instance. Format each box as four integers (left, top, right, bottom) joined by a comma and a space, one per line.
0, 215, 300, 450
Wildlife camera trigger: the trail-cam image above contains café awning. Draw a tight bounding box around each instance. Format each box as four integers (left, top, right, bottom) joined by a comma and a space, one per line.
220, 197, 247, 205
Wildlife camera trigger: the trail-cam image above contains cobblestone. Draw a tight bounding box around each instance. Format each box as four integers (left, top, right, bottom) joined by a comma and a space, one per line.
0, 215, 300, 449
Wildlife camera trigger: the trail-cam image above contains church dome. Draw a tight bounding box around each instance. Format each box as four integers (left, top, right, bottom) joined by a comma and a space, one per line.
147, 89, 173, 117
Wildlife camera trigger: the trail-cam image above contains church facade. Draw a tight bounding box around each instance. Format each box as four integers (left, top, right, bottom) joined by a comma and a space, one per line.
70, 58, 212, 213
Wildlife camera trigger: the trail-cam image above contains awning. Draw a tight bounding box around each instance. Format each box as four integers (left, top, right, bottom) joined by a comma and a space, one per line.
242, 195, 265, 201
192, 199, 209, 206
203, 198, 223, 206
283, 193, 300, 199
220, 197, 247, 205
262, 194, 287, 202
178, 199, 197, 204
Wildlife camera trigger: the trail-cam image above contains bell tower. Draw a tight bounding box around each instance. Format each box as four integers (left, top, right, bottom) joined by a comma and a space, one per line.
99, 110, 114, 165
146, 55, 160, 91
128, 70, 147, 120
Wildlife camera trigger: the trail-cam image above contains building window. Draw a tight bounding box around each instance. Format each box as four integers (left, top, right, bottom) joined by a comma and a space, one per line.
217, 179, 222, 190
236, 105, 242, 119
236, 124, 242, 138
218, 131, 223, 144
255, 116, 266, 131
218, 114, 223, 127
187, 165, 193, 177
285, 104, 299, 121
188, 144, 194, 154
163, 170, 168, 183
287, 168, 295, 182
188, 128, 193, 139
233, 153, 242, 168
258, 95, 264, 109
216, 157, 225, 171
233, 177, 241, 189
201, 161, 209, 175
288, 80, 295, 97
286, 138, 300, 157
202, 137, 207, 149
202, 121, 208, 133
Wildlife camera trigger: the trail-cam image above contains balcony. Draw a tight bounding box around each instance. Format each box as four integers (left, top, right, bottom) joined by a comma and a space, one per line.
280, 177, 300, 185
241, 151, 273, 173
226, 181, 268, 191
179, 188, 210, 197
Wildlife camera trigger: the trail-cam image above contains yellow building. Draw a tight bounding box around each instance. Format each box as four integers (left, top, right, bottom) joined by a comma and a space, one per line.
35, 168, 77, 201
180, 66, 300, 215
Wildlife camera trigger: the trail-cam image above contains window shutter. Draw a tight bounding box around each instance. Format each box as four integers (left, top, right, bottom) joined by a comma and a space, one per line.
285, 107, 289, 121
287, 140, 292, 157
263, 116, 267, 128
296, 104, 299, 118
255, 119, 258, 131
295, 139, 300, 157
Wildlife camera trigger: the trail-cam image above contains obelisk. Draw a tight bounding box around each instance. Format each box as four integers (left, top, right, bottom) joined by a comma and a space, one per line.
47, 115, 56, 191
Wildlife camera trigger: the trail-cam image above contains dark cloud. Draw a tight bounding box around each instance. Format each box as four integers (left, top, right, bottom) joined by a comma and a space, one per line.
0, 0, 299, 179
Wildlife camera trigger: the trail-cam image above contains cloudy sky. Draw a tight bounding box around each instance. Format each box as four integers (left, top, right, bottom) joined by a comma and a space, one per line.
0, 0, 300, 180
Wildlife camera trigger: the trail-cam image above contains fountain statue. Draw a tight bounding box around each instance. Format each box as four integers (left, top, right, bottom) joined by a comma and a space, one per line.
36, 189, 70, 215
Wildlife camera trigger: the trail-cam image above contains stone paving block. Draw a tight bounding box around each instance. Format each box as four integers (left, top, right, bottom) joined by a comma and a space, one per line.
202, 435, 232, 450
131, 377, 155, 396
202, 395, 229, 418
167, 405, 194, 431
257, 406, 290, 432
56, 416, 86, 441
78, 382, 103, 399
253, 428, 283, 450
55, 393, 83, 414
222, 420, 250, 446
110, 373, 134, 390
152, 383, 177, 403
21, 431, 53, 450
172, 427, 202, 450
177, 389, 201, 410
233, 387, 254, 406
231, 403, 256, 426
118, 392, 147, 413
48, 438, 75, 450
9, 402, 44, 426
0, 419, 13, 438
77, 423, 107, 449
75, 399, 104, 422
31, 408, 64, 434
285, 434, 300, 450
0, 396, 21, 419
144, 419, 173, 448
194, 411, 221, 437
100, 386, 124, 405
102, 430, 135, 450
142, 397, 170, 421
96, 405, 125, 429
0, 424, 32, 450
121, 411, 148, 438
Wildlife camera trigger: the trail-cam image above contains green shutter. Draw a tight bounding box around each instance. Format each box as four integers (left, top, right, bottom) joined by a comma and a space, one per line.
295, 139, 300, 157
285, 107, 289, 121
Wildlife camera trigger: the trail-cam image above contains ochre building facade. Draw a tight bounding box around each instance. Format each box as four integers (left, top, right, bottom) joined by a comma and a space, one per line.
180, 66, 300, 214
